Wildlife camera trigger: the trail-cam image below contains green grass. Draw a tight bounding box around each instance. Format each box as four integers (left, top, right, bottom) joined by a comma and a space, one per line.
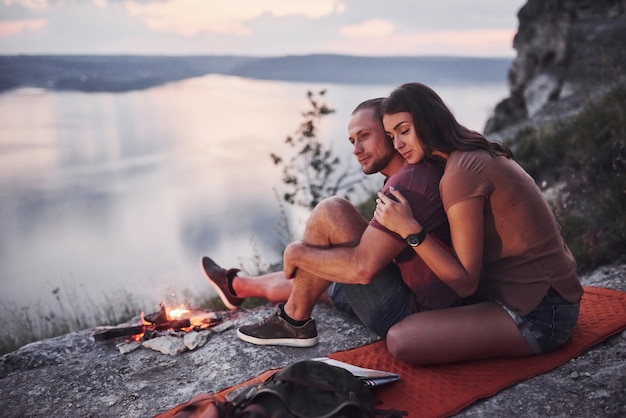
0, 287, 136, 355
0, 285, 267, 356
511, 84, 626, 273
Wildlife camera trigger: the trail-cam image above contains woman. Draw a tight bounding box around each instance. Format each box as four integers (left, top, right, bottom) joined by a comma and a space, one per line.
374, 82, 583, 365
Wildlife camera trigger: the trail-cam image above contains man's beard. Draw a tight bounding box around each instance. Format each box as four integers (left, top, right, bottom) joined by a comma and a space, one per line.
363, 154, 393, 175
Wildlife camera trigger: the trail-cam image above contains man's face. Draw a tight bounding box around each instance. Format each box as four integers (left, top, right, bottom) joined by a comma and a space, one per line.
348, 108, 396, 175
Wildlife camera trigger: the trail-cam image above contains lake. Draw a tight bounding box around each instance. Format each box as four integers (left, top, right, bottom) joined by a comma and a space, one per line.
0, 74, 507, 313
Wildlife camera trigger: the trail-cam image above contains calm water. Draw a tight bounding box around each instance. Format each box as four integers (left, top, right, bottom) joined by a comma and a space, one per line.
0, 75, 507, 311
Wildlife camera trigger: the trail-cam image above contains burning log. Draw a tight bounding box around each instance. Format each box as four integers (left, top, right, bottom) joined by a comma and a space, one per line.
143, 303, 169, 324
92, 303, 223, 343
92, 318, 192, 342
93, 325, 147, 342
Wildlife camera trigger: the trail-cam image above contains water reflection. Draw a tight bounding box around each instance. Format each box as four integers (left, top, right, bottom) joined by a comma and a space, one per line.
0, 75, 507, 310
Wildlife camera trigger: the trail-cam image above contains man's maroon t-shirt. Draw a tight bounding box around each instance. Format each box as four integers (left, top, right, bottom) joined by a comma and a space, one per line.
370, 161, 460, 311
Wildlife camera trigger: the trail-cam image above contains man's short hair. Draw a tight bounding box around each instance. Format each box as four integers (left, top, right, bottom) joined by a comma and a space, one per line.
352, 98, 384, 121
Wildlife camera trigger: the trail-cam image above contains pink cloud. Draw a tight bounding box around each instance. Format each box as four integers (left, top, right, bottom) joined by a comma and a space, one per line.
329, 29, 517, 57
0, 19, 48, 37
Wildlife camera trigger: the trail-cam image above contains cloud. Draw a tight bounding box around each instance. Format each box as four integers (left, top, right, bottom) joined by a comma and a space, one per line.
123, 0, 338, 37
3, 0, 49, 10
328, 28, 517, 57
341, 19, 395, 38
336, 0, 523, 32
0, 18, 47, 36
0, 0, 524, 56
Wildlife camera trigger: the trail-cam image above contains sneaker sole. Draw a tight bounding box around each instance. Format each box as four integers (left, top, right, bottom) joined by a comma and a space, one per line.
200, 258, 239, 311
236, 329, 319, 348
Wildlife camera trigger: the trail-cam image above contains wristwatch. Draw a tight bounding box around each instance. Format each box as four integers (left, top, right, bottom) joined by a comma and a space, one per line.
405, 229, 428, 247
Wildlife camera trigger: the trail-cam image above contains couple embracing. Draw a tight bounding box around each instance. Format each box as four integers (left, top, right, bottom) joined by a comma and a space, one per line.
202, 82, 583, 366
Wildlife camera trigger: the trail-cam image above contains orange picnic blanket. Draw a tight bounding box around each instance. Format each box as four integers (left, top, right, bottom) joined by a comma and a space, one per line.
328, 286, 626, 417
159, 286, 626, 418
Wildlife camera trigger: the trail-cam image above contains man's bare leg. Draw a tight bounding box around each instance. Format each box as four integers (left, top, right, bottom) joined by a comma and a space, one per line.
236, 197, 368, 347
231, 271, 292, 303
282, 196, 369, 320
219, 197, 366, 307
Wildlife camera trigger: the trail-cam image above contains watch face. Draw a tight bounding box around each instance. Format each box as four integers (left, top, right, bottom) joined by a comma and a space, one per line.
407, 234, 421, 246
406, 230, 426, 247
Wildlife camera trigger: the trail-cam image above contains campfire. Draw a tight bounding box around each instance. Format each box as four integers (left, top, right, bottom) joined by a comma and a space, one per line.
93, 303, 235, 355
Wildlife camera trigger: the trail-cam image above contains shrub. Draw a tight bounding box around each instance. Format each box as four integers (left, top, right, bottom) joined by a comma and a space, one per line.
270, 90, 367, 210
512, 84, 626, 273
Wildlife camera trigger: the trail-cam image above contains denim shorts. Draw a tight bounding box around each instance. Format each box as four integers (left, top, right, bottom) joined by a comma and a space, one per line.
327, 262, 413, 338
497, 289, 580, 354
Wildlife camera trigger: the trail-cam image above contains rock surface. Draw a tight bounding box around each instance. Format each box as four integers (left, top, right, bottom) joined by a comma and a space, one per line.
0, 265, 624, 418
485, 0, 626, 136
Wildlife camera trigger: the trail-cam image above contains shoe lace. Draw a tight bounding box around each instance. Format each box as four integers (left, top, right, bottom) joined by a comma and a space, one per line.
255, 311, 281, 327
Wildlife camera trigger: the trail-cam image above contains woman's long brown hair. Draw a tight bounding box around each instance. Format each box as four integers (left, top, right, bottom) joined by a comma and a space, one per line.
383, 82, 513, 160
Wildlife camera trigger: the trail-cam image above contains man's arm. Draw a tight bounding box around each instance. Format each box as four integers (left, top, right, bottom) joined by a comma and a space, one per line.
283, 225, 406, 285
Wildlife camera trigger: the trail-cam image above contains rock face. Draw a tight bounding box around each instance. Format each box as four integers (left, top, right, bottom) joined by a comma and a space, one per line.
0, 305, 379, 418
485, 0, 626, 136
0, 265, 624, 418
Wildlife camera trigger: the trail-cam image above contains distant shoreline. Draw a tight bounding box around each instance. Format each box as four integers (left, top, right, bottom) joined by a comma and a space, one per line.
0, 54, 512, 94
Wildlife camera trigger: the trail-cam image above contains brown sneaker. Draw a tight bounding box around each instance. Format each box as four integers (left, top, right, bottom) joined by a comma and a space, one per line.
237, 304, 318, 347
201, 256, 244, 310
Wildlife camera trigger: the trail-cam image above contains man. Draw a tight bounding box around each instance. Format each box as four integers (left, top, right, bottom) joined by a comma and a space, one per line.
202, 98, 459, 347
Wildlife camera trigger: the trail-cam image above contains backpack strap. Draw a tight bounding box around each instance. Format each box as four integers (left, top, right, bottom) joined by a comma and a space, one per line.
238, 403, 271, 418
274, 374, 358, 395
374, 408, 409, 417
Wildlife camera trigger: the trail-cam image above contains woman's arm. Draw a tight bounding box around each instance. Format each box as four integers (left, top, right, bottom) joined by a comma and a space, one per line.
375, 188, 484, 297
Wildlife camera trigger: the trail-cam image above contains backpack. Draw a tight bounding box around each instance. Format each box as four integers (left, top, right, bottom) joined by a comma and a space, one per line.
159, 360, 406, 418
226, 360, 376, 417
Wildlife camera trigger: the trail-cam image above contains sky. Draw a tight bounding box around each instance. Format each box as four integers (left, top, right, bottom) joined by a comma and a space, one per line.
0, 0, 527, 57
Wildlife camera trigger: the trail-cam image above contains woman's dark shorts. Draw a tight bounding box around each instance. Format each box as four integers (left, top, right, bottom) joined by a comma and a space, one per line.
498, 288, 580, 354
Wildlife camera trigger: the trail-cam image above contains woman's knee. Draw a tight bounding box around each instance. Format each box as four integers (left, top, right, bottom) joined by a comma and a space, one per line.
386, 323, 413, 361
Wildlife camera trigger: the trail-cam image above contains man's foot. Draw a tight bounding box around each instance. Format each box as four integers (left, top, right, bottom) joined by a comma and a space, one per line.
201, 256, 244, 310
237, 304, 318, 347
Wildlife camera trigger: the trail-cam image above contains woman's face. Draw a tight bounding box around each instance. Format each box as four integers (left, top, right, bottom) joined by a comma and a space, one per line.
382, 112, 426, 164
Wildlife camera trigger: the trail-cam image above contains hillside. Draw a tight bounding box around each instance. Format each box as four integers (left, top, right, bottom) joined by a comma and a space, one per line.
0, 54, 512, 93
484, 0, 626, 273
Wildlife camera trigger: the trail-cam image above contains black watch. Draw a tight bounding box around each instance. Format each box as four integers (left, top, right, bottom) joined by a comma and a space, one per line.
405, 229, 428, 247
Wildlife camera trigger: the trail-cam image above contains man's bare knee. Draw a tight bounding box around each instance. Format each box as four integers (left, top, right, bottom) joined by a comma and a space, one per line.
312, 196, 353, 216
304, 197, 366, 245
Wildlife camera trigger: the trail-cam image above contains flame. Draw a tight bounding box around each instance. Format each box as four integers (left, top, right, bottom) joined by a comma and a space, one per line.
167, 307, 191, 320
129, 304, 205, 342
140, 311, 150, 325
